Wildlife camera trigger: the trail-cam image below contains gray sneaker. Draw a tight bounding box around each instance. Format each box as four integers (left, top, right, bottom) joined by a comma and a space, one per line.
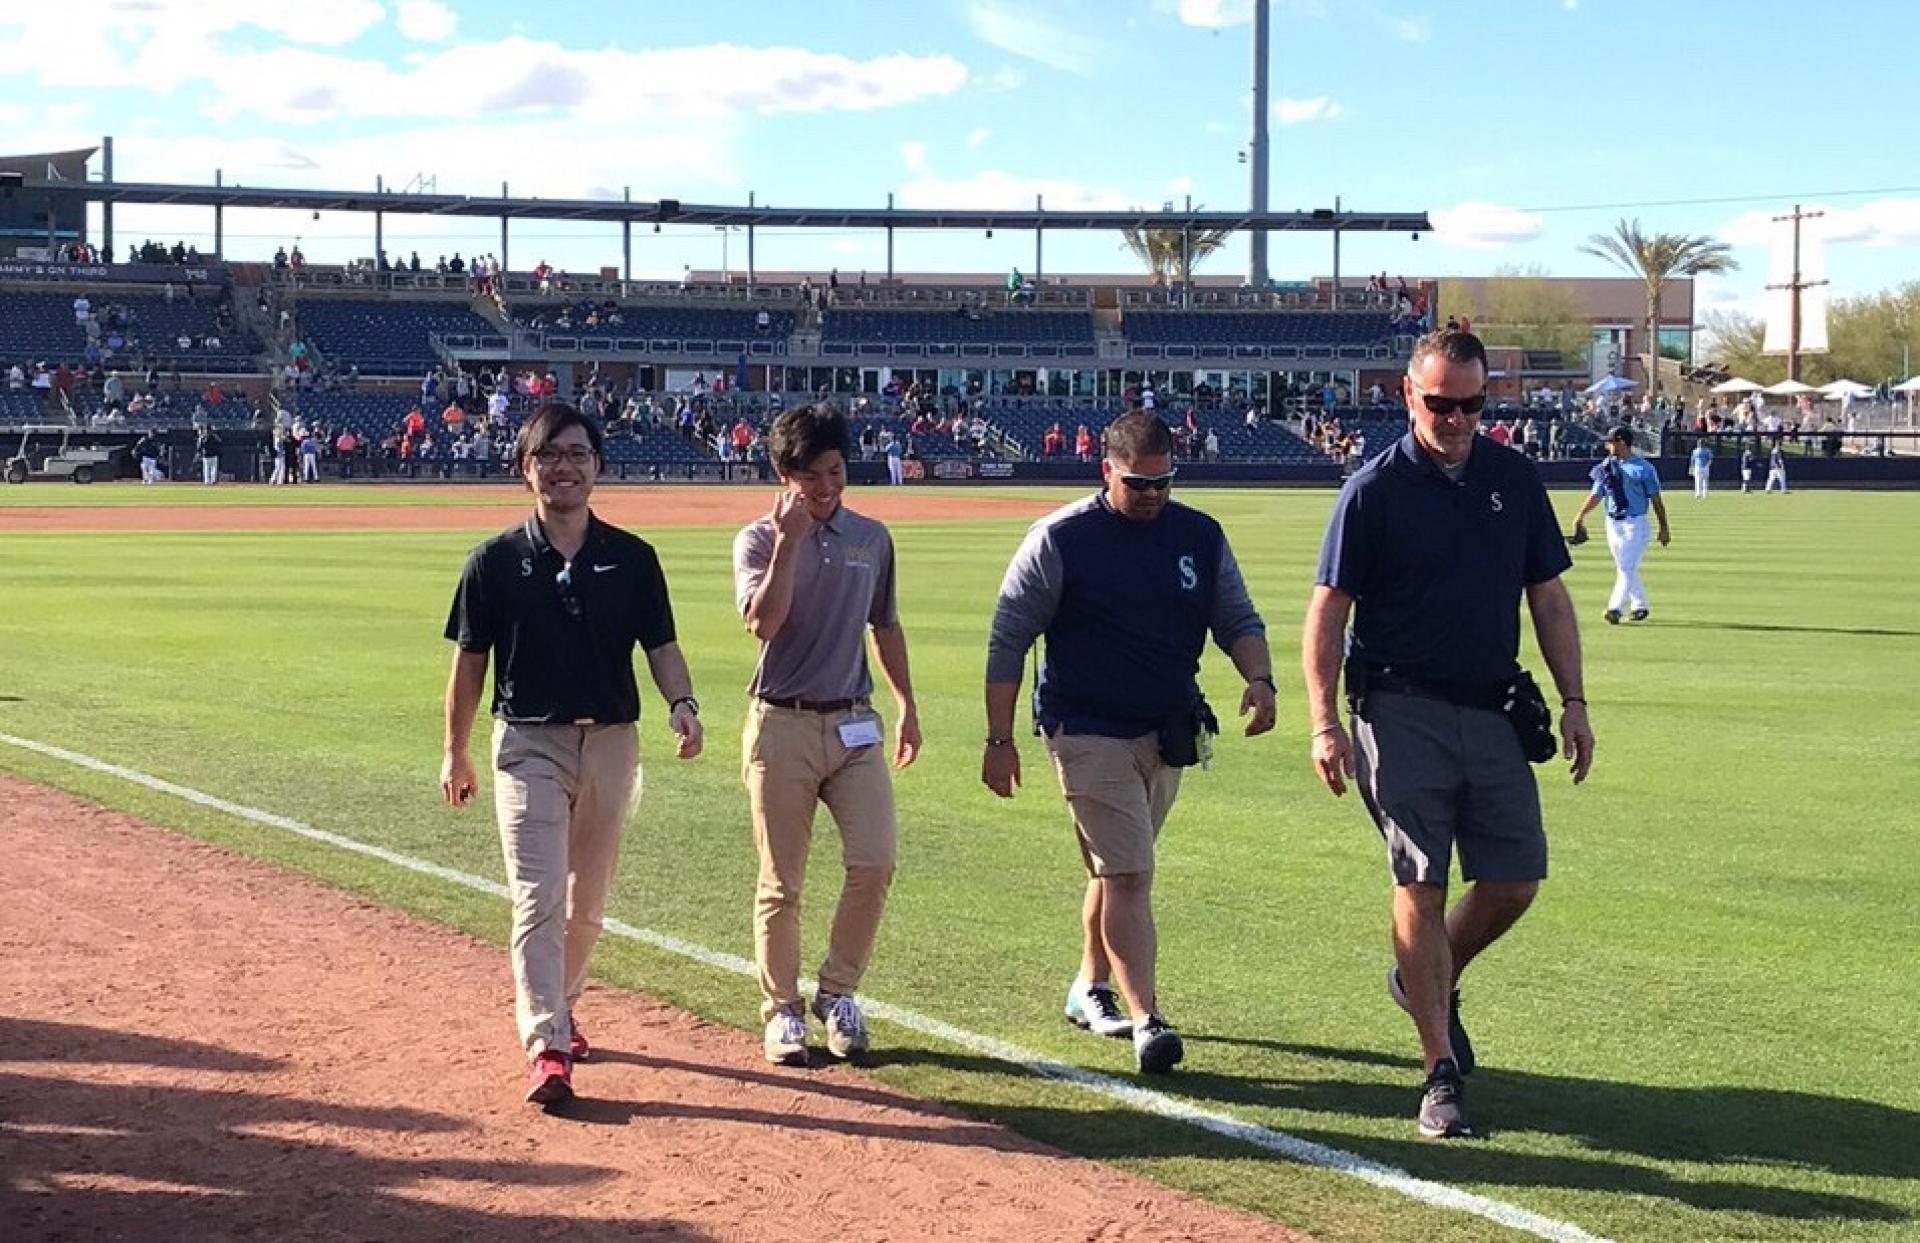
1388, 967, 1475, 1076
1132, 1016, 1184, 1074
1064, 981, 1134, 1038
1418, 1059, 1473, 1139
810, 991, 870, 1060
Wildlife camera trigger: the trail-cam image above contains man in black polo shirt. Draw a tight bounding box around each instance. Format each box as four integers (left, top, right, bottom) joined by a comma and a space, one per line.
1302, 331, 1594, 1139
441, 402, 703, 1106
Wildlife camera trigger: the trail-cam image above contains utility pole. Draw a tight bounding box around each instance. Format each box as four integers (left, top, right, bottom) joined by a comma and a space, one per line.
1769, 204, 1827, 382
1248, 0, 1270, 287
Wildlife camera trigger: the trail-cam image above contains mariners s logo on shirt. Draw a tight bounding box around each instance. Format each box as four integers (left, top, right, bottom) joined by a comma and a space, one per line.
1178, 555, 1198, 591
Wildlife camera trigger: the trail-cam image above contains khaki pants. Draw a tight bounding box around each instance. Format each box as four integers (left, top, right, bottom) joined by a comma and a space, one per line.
491, 720, 640, 1057
742, 702, 897, 1022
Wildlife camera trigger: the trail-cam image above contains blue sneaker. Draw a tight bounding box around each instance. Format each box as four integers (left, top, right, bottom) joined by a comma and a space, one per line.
1064, 981, 1133, 1038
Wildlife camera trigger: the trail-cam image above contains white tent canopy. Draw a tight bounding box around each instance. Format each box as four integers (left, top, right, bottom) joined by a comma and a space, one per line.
1582, 374, 1638, 396
1892, 376, 1920, 393
1819, 379, 1875, 398
1711, 377, 1766, 394
1762, 379, 1820, 396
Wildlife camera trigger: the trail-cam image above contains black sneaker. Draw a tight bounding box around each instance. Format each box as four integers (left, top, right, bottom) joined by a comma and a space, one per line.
1418, 1059, 1473, 1139
1133, 1016, 1184, 1074
1604, 609, 1622, 625
1628, 608, 1649, 622
1387, 968, 1475, 1076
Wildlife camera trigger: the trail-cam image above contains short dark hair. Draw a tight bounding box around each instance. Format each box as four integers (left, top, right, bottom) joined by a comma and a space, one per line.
768, 402, 850, 474
513, 402, 602, 471
1608, 424, 1635, 445
1102, 411, 1174, 462
1408, 329, 1489, 376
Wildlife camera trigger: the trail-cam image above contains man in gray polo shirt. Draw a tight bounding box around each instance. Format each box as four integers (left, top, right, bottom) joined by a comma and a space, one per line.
734, 403, 921, 1065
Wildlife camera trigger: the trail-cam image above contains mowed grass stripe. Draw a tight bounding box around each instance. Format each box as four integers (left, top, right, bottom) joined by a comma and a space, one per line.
1, 487, 1916, 1243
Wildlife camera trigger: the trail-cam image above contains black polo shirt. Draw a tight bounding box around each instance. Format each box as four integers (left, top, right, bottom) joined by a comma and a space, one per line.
445, 513, 677, 724
1315, 432, 1571, 690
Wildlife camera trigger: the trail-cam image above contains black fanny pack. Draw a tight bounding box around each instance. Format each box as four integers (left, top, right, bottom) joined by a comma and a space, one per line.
1348, 662, 1557, 765
1158, 698, 1221, 768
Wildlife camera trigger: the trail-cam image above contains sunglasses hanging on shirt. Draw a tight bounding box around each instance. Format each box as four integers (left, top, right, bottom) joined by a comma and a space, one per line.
555, 562, 584, 621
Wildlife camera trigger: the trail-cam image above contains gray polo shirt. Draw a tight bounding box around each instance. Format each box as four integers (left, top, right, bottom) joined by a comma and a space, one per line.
734, 505, 899, 701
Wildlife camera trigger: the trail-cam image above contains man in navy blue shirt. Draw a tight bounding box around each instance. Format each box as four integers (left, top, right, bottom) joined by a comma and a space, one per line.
985, 412, 1275, 1076
1571, 426, 1671, 623
1302, 331, 1594, 1139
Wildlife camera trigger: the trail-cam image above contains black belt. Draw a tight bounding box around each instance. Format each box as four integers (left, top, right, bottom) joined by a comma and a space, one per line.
1367, 670, 1507, 712
757, 695, 861, 713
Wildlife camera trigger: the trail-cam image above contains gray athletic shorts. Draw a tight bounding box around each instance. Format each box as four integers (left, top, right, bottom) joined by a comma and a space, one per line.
1352, 690, 1547, 886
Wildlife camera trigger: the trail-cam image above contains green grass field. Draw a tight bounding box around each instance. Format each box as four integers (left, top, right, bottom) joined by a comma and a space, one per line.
2, 483, 1917, 1243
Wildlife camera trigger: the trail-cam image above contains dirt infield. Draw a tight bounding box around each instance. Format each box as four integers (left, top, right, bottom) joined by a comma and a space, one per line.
0, 486, 1060, 532
0, 773, 1309, 1243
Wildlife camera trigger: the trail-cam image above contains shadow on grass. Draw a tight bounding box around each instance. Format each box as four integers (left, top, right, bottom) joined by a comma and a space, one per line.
0, 1019, 713, 1241
850, 1040, 1915, 1226
1656, 620, 1920, 638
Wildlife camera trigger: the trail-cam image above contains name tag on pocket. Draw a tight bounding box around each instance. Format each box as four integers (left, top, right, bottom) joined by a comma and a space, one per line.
837, 716, 884, 749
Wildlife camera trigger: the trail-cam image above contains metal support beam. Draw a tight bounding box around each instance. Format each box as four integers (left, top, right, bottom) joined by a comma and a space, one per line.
213, 169, 223, 260
101, 136, 113, 258
499, 180, 509, 272
374, 175, 384, 284
886, 192, 894, 282
747, 190, 756, 287
622, 186, 631, 283
1035, 193, 1043, 282
1249, 0, 1271, 286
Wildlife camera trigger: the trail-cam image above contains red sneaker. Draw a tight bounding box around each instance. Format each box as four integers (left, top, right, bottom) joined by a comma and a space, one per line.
568, 1021, 591, 1062
525, 1050, 572, 1105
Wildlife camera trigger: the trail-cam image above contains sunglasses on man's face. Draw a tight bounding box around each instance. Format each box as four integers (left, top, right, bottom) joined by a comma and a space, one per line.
1414, 388, 1488, 417
1119, 469, 1178, 493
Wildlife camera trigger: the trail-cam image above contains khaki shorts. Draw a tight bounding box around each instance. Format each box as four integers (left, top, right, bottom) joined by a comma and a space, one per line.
1044, 730, 1181, 877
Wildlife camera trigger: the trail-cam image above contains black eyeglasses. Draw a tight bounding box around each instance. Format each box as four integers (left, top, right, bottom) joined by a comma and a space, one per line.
555, 562, 583, 622
533, 445, 596, 468
1413, 388, 1488, 417
1119, 468, 1178, 493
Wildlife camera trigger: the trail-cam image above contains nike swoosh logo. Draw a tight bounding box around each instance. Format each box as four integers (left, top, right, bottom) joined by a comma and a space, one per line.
592, 564, 618, 573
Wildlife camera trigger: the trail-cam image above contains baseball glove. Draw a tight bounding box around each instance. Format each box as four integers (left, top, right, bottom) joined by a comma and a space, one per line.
1567, 525, 1590, 546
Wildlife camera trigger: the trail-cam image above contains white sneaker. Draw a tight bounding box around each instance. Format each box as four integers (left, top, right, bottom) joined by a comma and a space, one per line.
1064, 980, 1133, 1038
763, 1011, 809, 1066
810, 991, 870, 1060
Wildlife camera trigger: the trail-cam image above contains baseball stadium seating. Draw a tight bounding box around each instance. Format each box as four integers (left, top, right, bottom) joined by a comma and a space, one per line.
294, 301, 503, 374
0, 291, 260, 374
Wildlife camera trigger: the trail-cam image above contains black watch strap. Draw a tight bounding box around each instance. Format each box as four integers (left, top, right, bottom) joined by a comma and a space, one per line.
669, 695, 700, 716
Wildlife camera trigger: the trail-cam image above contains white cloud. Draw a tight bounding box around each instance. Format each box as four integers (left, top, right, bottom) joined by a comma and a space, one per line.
1430, 201, 1546, 249
395, 0, 458, 42
1174, 0, 1257, 27
1274, 95, 1344, 125
967, 126, 991, 150
1166, 174, 1193, 196
1384, 14, 1431, 41
1564, 0, 1579, 9
966, 2, 1110, 75
899, 170, 1133, 213
1722, 199, 1920, 250
900, 141, 928, 173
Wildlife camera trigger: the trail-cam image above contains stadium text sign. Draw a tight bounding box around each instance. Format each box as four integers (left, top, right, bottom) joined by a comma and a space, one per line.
0, 260, 229, 286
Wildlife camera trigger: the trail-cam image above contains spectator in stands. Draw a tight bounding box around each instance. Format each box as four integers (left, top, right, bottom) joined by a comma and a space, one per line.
1074, 423, 1094, 462
273, 246, 289, 271
1204, 427, 1220, 462
6, 362, 23, 390
755, 308, 772, 333
1487, 419, 1511, 448
102, 371, 124, 409
1042, 423, 1064, 457
410, 251, 422, 272
1139, 382, 1156, 412
290, 244, 306, 270
443, 399, 467, 430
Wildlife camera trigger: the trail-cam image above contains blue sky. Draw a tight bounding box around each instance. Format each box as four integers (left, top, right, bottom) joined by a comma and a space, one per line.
3, 0, 1916, 325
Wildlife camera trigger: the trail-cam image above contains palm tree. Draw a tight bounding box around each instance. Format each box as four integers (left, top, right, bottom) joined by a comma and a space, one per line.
1121, 221, 1235, 295
1580, 218, 1738, 398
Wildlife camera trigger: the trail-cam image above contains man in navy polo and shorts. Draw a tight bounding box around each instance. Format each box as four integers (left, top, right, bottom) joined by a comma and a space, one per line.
1301, 331, 1596, 1139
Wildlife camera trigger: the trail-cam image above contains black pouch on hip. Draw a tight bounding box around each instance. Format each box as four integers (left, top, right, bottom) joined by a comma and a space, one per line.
1502, 671, 1558, 764
1158, 698, 1220, 768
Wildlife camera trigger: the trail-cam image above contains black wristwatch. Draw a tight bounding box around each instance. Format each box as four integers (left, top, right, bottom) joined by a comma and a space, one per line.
669, 696, 700, 716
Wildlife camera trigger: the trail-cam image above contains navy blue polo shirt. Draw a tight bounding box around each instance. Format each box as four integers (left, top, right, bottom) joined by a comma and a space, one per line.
1315, 432, 1570, 690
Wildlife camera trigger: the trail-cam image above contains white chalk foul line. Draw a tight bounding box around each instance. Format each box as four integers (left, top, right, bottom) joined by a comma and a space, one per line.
0, 731, 1609, 1243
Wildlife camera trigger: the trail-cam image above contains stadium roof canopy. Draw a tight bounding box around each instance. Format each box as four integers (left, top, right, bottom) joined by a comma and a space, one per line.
18, 177, 1431, 234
